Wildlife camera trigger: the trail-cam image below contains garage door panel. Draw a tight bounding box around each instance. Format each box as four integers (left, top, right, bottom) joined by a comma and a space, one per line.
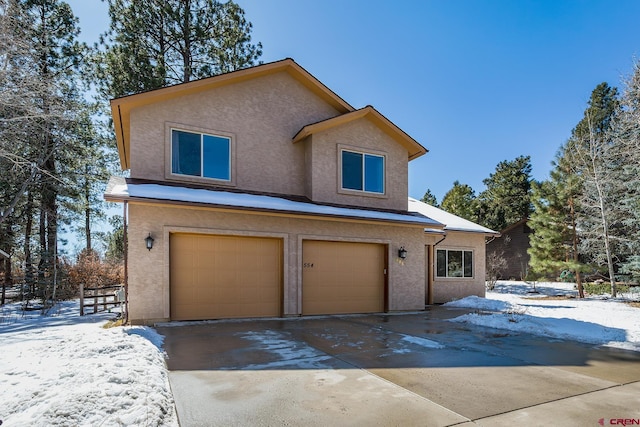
302, 241, 385, 315
170, 234, 282, 320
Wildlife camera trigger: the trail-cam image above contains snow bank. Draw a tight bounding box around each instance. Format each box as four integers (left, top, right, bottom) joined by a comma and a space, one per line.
445, 281, 640, 351
0, 300, 178, 427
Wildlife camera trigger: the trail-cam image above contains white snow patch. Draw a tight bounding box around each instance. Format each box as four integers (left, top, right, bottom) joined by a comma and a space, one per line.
446, 281, 640, 351
237, 330, 333, 369
110, 182, 441, 226
0, 300, 178, 426
400, 334, 444, 349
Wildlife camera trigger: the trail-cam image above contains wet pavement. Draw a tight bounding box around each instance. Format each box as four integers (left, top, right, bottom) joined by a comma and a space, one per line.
156, 306, 640, 426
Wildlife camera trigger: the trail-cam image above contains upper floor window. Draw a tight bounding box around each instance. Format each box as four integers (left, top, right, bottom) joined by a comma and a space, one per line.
436, 249, 473, 278
171, 129, 230, 181
341, 150, 384, 194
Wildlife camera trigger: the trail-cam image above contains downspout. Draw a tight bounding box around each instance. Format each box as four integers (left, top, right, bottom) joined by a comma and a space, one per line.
428, 234, 447, 305
123, 201, 129, 324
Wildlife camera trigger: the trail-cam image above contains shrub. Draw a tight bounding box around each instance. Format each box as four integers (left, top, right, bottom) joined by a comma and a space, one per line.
65, 249, 124, 296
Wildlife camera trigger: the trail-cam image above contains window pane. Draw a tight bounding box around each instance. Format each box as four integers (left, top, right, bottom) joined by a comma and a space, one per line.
436, 250, 447, 277
464, 251, 473, 277
172, 130, 201, 176
203, 135, 230, 180
364, 154, 384, 193
447, 250, 463, 277
342, 151, 363, 190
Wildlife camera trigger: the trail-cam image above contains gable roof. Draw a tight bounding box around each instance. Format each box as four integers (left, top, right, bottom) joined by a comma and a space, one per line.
292, 106, 427, 161
499, 218, 528, 234
110, 58, 355, 170
408, 197, 499, 236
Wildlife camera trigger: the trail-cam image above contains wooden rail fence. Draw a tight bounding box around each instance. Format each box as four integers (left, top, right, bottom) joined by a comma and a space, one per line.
80, 284, 125, 316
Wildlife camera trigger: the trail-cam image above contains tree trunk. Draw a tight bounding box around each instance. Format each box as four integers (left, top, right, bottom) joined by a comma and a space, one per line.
569, 197, 584, 298
24, 191, 34, 298
84, 170, 91, 252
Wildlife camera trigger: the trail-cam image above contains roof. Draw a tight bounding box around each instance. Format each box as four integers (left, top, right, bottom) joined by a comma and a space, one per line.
110, 58, 355, 170
499, 218, 529, 234
407, 197, 500, 236
293, 106, 427, 161
105, 177, 443, 228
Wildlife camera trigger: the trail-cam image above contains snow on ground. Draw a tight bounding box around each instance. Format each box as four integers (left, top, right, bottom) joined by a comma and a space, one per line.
2, 281, 639, 425
0, 301, 178, 427
445, 280, 640, 352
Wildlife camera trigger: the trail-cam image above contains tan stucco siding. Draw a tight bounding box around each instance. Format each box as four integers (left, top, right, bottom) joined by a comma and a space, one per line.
128, 71, 340, 196
127, 202, 426, 324
305, 119, 409, 211
431, 231, 487, 303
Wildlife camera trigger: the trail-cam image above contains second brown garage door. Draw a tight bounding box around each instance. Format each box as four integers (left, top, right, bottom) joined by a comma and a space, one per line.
302, 240, 386, 315
170, 233, 282, 321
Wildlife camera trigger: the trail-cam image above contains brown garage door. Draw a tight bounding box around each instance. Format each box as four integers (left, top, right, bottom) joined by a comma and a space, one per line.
170, 233, 282, 320
302, 240, 386, 315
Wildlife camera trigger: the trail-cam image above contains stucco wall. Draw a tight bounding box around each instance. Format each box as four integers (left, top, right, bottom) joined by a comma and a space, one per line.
127, 202, 427, 324
128, 71, 340, 196
430, 231, 487, 303
303, 119, 409, 211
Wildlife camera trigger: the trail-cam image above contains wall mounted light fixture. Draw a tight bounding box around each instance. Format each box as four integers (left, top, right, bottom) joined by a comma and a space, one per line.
145, 233, 155, 251
398, 246, 407, 259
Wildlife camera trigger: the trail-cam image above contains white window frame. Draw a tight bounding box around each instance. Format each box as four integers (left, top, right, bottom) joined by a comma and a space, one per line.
436, 248, 474, 279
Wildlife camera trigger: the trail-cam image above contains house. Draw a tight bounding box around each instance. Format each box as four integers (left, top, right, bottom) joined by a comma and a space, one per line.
486, 218, 531, 280
104, 58, 497, 324
408, 198, 499, 303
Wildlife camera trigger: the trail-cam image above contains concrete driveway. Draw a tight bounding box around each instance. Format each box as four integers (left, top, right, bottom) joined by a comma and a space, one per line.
156, 307, 640, 426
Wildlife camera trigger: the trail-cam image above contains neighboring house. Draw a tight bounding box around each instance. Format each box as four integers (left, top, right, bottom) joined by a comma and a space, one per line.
104, 58, 497, 324
486, 218, 531, 280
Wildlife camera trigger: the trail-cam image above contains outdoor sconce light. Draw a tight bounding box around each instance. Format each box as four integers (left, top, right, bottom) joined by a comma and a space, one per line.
398, 246, 407, 259
145, 233, 155, 251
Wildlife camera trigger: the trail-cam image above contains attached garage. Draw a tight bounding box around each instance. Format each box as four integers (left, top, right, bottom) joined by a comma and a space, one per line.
170, 233, 283, 320
302, 240, 387, 315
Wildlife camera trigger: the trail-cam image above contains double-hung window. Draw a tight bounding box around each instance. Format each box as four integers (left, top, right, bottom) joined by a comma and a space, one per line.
171, 129, 231, 181
341, 149, 385, 194
436, 249, 473, 278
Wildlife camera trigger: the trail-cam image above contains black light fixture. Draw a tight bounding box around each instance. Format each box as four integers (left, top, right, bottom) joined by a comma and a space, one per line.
398, 246, 407, 259
145, 233, 155, 251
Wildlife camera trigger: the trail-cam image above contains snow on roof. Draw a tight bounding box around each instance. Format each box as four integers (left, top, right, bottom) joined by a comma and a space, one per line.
106, 180, 442, 226
408, 197, 499, 235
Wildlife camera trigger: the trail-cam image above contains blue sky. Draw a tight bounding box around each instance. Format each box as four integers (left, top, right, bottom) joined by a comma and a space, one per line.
68, 0, 640, 202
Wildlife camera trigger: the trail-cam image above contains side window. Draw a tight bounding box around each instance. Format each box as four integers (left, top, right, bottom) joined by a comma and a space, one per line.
171, 129, 230, 181
341, 150, 384, 194
436, 249, 474, 278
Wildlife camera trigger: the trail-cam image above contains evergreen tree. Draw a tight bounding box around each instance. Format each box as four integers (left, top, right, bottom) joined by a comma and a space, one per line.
613, 63, 640, 279
440, 181, 478, 222
478, 156, 533, 231
564, 82, 621, 296
420, 189, 438, 206
97, 0, 263, 99
527, 159, 585, 297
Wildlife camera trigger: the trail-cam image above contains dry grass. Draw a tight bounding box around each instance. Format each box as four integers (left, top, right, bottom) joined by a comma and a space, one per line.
102, 318, 126, 328
626, 301, 640, 309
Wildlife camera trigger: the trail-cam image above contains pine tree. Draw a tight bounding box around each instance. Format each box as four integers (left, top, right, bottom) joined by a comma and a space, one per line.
420, 189, 438, 206
97, 0, 263, 99
477, 156, 533, 231
440, 181, 478, 222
